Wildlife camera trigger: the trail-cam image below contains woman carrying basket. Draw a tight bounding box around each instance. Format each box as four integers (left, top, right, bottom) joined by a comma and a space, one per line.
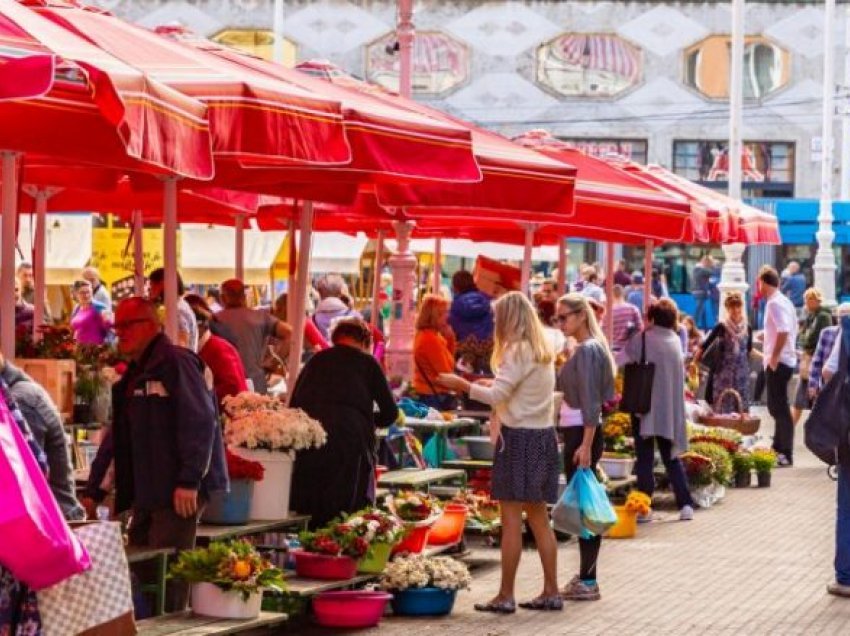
694, 292, 754, 412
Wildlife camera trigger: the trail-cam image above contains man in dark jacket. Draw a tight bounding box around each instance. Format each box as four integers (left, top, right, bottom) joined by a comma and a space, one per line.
108, 297, 227, 609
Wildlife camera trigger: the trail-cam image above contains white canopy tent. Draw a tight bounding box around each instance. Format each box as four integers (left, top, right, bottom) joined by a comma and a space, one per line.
15, 213, 93, 284
307, 232, 368, 274
180, 225, 285, 284
387, 238, 560, 262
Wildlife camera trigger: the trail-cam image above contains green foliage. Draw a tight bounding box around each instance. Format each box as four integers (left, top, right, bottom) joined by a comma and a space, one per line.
689, 441, 733, 486
731, 451, 753, 473
751, 448, 777, 473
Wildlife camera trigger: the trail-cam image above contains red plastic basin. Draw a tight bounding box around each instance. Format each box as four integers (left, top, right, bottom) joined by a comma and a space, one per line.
313, 591, 393, 628
428, 504, 468, 546
392, 524, 431, 555
294, 551, 357, 580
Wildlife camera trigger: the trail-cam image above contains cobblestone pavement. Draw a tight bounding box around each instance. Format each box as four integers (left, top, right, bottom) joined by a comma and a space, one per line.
297, 409, 850, 635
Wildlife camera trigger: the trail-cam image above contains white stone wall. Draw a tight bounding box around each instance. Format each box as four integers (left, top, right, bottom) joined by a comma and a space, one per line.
104, 0, 847, 198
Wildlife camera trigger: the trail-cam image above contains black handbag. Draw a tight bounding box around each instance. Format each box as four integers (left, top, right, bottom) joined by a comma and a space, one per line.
620, 331, 655, 415
700, 336, 722, 371
805, 340, 850, 466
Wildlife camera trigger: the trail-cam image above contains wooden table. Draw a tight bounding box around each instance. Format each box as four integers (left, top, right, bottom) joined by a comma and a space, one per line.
441, 458, 494, 473
377, 468, 466, 493
126, 546, 175, 617
282, 573, 378, 596
136, 611, 287, 635
455, 409, 491, 421
196, 516, 310, 543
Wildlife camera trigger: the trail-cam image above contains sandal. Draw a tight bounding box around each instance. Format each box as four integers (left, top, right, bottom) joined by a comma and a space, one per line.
474, 598, 516, 614
519, 595, 564, 611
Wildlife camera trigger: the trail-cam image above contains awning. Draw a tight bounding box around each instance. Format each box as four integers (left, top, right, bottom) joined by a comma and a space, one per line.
16, 213, 92, 284
308, 232, 368, 274
180, 225, 285, 284
389, 238, 559, 262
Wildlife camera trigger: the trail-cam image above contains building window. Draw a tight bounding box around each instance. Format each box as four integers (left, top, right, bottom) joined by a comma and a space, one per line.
365, 31, 468, 95
672, 140, 795, 197
684, 36, 790, 100
211, 29, 298, 66
557, 138, 648, 164
537, 33, 642, 98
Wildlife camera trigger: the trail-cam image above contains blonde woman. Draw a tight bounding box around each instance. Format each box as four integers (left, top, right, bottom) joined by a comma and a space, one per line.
554, 294, 615, 601
413, 294, 457, 410
439, 291, 561, 613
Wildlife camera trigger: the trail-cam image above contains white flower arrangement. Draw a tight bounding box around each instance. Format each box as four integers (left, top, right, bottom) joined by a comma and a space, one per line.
223, 392, 327, 456
380, 555, 472, 592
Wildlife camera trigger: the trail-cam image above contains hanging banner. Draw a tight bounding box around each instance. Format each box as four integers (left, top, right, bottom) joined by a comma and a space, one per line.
90, 227, 172, 288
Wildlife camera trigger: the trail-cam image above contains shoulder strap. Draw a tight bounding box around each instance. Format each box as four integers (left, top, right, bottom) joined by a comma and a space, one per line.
640, 331, 647, 364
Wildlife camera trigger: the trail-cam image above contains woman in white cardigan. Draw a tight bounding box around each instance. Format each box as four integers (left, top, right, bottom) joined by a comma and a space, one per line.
439, 291, 561, 613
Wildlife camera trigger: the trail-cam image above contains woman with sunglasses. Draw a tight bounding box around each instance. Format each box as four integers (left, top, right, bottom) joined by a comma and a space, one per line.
554, 293, 615, 601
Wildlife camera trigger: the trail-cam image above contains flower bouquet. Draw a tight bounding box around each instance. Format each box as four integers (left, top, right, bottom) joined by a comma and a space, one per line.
606, 491, 651, 539
169, 540, 284, 619
223, 391, 326, 519
202, 450, 265, 525
751, 448, 777, 488
383, 492, 442, 555
452, 490, 500, 532
296, 522, 371, 580
339, 509, 404, 573
381, 555, 471, 616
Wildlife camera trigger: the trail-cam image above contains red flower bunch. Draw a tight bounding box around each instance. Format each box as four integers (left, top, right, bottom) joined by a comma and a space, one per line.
384, 491, 439, 523
225, 449, 265, 481
690, 435, 738, 454
299, 524, 369, 559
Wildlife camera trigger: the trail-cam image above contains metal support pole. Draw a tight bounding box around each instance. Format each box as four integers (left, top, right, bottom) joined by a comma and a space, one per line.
370, 230, 385, 328
33, 189, 48, 341
643, 240, 652, 315
397, 0, 414, 99
604, 242, 615, 344
272, 0, 285, 64
286, 218, 296, 321
133, 210, 145, 296
286, 201, 314, 398
557, 237, 567, 295
719, 0, 750, 312
385, 220, 417, 380
841, 3, 850, 201
235, 213, 245, 281
1, 152, 18, 357
521, 225, 534, 296
432, 237, 442, 295
815, 0, 838, 305
162, 177, 179, 342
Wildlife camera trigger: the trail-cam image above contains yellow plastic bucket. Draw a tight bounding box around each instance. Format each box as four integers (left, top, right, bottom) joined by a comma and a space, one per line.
605, 505, 637, 539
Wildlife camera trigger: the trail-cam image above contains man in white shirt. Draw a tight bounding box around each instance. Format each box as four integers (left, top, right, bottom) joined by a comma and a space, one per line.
759, 266, 799, 466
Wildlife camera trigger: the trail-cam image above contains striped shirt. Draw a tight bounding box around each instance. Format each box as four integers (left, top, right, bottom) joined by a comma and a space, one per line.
808, 326, 839, 393
612, 302, 643, 351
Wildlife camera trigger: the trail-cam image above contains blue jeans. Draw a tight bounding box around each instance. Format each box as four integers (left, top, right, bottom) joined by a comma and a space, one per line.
837, 463, 850, 585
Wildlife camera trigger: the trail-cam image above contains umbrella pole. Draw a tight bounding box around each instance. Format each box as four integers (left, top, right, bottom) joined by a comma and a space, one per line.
286, 201, 314, 401
370, 230, 385, 329
643, 239, 652, 315
235, 213, 245, 282
557, 237, 567, 295
1, 152, 18, 357
432, 236, 442, 295
133, 210, 145, 296
286, 217, 296, 321
604, 241, 615, 344
33, 189, 49, 342
521, 224, 534, 296
162, 177, 179, 342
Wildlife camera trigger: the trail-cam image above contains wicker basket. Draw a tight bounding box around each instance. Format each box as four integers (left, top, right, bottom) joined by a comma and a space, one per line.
696, 388, 760, 436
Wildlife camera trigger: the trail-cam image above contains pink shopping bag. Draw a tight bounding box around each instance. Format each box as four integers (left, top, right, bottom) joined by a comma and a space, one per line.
0, 399, 90, 590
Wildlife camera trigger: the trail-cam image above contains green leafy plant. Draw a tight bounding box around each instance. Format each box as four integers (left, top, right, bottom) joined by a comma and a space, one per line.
731, 451, 753, 474
751, 448, 777, 474
689, 441, 733, 486
169, 540, 285, 600
74, 365, 103, 404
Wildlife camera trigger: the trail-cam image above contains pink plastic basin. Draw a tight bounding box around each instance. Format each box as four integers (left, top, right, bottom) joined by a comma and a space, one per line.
313, 591, 394, 628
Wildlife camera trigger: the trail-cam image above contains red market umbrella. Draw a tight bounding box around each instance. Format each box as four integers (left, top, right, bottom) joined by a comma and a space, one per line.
511, 130, 703, 243
26, 0, 352, 170
295, 60, 576, 221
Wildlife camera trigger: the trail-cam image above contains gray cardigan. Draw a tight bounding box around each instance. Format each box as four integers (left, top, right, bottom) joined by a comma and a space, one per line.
624, 326, 688, 455
556, 338, 615, 426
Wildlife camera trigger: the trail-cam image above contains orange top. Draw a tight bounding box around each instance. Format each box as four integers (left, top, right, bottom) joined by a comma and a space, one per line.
413, 328, 457, 395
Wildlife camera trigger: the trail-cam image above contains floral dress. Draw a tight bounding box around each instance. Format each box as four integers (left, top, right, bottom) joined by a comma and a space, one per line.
0, 377, 45, 636
709, 324, 752, 413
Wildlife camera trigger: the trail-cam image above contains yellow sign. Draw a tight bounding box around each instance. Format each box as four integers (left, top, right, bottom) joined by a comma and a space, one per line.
90, 227, 178, 287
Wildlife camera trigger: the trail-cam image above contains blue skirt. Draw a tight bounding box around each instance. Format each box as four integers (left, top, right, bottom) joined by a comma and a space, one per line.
491, 426, 560, 504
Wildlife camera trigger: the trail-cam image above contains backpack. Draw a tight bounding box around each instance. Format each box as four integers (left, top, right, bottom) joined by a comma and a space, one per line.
805, 334, 850, 466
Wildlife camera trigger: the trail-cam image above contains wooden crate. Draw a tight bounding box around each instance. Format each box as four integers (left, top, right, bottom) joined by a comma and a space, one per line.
14, 358, 76, 417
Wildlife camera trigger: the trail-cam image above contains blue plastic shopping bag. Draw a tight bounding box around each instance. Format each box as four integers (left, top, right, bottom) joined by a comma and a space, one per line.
551, 468, 617, 537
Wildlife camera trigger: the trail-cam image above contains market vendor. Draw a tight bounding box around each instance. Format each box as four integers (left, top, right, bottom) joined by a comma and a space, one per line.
289, 317, 398, 529
107, 297, 227, 610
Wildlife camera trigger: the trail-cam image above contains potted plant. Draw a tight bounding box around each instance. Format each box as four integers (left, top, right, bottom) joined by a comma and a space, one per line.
383, 492, 441, 555
336, 508, 404, 574
381, 554, 472, 616
731, 451, 753, 488
751, 448, 777, 487
72, 365, 102, 424
223, 392, 327, 519
296, 523, 369, 580
169, 540, 285, 619
600, 412, 635, 479
606, 490, 651, 539
202, 450, 265, 525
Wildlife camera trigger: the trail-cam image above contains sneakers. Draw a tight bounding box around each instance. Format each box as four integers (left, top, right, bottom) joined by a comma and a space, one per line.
777, 453, 793, 467
561, 575, 601, 601
679, 505, 695, 521
827, 582, 850, 598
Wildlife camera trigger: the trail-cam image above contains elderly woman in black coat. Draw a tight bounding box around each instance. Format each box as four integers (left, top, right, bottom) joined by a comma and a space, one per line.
289, 317, 398, 529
